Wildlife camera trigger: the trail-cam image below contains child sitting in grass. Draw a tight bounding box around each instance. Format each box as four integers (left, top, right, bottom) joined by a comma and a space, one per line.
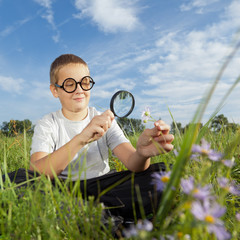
5, 54, 174, 223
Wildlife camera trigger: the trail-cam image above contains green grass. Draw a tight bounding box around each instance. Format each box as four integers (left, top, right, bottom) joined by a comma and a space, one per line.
1, 38, 240, 239
0, 133, 115, 239
1, 127, 240, 239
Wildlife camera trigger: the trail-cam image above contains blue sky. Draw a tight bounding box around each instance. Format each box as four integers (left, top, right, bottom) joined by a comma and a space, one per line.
0, 0, 240, 127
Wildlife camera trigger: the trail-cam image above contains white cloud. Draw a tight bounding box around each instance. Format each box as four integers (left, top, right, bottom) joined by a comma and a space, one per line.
34, 0, 52, 9
34, 0, 54, 25
27, 82, 53, 100
145, 1, 240, 83
74, 0, 140, 33
91, 89, 112, 99
137, 0, 240, 124
94, 77, 135, 92
223, 0, 240, 28
0, 76, 24, 94
0, 17, 31, 37
34, 0, 60, 43
82, 0, 240, 125
180, 0, 220, 12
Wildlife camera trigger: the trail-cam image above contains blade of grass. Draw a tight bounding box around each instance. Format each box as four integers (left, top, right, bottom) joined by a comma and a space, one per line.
155, 39, 240, 226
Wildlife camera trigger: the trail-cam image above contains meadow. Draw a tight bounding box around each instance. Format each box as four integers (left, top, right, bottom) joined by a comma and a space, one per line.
0, 122, 240, 240
1, 37, 240, 240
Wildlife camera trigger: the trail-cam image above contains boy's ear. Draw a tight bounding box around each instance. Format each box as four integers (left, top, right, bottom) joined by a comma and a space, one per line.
50, 84, 59, 98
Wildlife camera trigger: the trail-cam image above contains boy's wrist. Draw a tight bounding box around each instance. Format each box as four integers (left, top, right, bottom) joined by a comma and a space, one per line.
135, 148, 149, 162
73, 134, 88, 148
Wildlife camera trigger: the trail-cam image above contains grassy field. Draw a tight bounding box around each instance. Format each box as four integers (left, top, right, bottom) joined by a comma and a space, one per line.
0, 126, 239, 239
1, 41, 240, 239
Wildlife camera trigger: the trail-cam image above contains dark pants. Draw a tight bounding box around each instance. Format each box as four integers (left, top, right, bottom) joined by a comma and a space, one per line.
2, 163, 165, 221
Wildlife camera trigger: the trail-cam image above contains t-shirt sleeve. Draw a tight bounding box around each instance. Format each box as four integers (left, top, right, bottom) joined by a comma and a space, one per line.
106, 119, 130, 151
30, 115, 56, 155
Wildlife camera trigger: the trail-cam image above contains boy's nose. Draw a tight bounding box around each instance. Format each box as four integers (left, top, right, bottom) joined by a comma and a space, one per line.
75, 82, 84, 92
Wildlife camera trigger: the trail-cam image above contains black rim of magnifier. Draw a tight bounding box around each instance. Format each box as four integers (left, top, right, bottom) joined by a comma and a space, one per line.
110, 90, 135, 118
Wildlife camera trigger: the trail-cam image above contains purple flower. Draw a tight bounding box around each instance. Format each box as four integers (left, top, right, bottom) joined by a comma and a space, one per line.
181, 176, 212, 200
122, 225, 138, 238
190, 153, 201, 161
192, 139, 223, 161
122, 219, 153, 238
191, 200, 231, 240
221, 159, 235, 168
173, 149, 178, 156
208, 224, 231, 240
191, 200, 226, 221
217, 177, 240, 195
236, 212, 240, 221
152, 171, 171, 191
181, 176, 195, 193
136, 219, 153, 231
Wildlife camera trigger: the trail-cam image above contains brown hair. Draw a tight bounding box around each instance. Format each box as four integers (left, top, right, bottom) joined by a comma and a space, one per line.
50, 54, 89, 85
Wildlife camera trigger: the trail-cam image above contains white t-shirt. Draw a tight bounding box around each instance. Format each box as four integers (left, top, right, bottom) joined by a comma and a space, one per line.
30, 107, 129, 180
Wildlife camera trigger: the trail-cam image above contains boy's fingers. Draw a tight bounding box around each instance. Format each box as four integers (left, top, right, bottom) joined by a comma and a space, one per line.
101, 120, 111, 132
153, 134, 174, 143
147, 124, 170, 137
103, 109, 115, 120
154, 121, 170, 135
161, 143, 174, 152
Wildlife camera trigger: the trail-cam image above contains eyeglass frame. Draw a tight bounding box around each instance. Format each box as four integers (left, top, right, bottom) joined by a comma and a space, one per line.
55, 76, 95, 93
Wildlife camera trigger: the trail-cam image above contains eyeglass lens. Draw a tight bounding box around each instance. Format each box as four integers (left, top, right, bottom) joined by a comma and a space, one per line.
63, 77, 94, 93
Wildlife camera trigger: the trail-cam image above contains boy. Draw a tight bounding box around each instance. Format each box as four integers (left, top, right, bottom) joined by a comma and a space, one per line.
9, 54, 174, 221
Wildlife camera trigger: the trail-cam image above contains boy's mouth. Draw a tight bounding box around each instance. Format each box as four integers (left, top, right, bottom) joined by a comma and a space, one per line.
73, 97, 85, 102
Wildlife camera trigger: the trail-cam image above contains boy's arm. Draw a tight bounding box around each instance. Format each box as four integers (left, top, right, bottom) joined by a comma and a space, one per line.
30, 134, 89, 177
30, 110, 115, 178
113, 120, 174, 172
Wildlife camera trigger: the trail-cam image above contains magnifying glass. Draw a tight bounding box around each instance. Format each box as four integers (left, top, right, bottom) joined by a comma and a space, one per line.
110, 90, 135, 118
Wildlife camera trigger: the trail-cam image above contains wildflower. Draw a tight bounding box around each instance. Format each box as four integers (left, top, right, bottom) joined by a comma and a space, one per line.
217, 177, 240, 195
122, 225, 138, 238
160, 235, 175, 240
190, 153, 201, 161
173, 149, 178, 156
221, 158, 235, 168
152, 171, 171, 191
160, 233, 190, 240
177, 232, 183, 238
177, 232, 191, 239
181, 176, 212, 200
191, 200, 231, 240
122, 219, 153, 238
183, 234, 191, 239
192, 139, 223, 162
142, 106, 151, 116
208, 224, 231, 240
136, 219, 153, 231
236, 212, 240, 221
141, 106, 151, 123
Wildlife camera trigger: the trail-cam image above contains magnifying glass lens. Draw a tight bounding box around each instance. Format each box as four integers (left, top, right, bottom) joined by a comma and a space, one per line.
110, 90, 135, 118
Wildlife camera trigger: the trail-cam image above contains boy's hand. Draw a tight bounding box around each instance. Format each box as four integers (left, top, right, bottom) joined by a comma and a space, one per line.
136, 120, 174, 158
79, 110, 114, 144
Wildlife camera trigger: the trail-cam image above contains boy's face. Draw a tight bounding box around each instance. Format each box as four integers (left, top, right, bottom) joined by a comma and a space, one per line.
50, 63, 91, 119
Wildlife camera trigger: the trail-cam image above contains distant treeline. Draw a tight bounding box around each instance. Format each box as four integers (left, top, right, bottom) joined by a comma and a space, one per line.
0, 114, 239, 137
0, 119, 34, 136
171, 114, 240, 135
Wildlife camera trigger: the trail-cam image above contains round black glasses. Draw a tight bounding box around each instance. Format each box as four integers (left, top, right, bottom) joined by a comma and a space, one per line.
55, 76, 95, 93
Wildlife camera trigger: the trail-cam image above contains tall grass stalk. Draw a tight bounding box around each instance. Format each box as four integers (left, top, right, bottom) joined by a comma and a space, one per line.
155, 39, 240, 225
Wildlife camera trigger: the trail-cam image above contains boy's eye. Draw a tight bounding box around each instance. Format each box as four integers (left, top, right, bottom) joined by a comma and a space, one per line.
65, 79, 75, 87
82, 80, 90, 85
